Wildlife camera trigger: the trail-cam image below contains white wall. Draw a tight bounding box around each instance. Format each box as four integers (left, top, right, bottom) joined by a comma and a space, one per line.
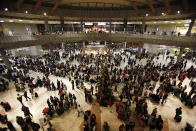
9, 45, 43, 57
146, 24, 176, 35
1, 23, 38, 35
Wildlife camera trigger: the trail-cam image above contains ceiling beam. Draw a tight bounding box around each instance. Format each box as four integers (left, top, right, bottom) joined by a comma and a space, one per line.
163, 0, 171, 12
182, 0, 189, 10
129, 1, 140, 15
16, 0, 24, 10
34, 0, 44, 11
51, 0, 62, 13
145, 0, 156, 14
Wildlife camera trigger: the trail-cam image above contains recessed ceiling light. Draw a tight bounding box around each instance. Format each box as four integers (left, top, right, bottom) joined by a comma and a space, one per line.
154, 22, 157, 23
161, 13, 166, 16
146, 13, 149, 16
25, 11, 28, 14
9, 20, 13, 22
164, 21, 168, 23
171, 21, 175, 23
5, 8, 8, 11
177, 11, 180, 14
18, 19, 23, 22
44, 12, 47, 16
0, 20, 4, 22
178, 22, 182, 24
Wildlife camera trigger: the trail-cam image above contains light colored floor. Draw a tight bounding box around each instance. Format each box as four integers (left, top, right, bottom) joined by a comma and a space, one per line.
0, 52, 196, 131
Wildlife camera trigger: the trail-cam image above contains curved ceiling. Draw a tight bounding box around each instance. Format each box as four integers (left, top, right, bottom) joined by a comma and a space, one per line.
9, 0, 193, 10
1, 0, 195, 22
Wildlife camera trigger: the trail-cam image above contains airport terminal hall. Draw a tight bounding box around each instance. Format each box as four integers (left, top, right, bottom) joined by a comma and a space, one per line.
1, 0, 196, 131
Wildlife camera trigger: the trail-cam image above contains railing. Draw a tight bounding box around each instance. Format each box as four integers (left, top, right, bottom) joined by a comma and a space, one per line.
0, 33, 196, 49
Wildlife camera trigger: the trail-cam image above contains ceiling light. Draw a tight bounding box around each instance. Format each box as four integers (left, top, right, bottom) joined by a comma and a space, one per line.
162, 13, 166, 16
154, 22, 157, 23
146, 13, 149, 16
98, 22, 106, 25
5, 8, 8, 11
44, 12, 47, 16
164, 21, 168, 23
178, 22, 181, 24
18, 19, 23, 22
0, 20, 4, 22
9, 20, 13, 22
30, 21, 33, 23
85, 22, 93, 25
25, 11, 28, 14
171, 21, 175, 23
177, 11, 180, 14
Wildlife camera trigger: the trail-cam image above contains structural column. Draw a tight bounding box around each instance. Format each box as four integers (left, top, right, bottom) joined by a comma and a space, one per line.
114, 23, 116, 33
44, 17, 49, 32
109, 20, 112, 34
177, 18, 195, 61
61, 42, 65, 50
138, 43, 143, 56
141, 20, 146, 34
60, 17, 64, 32
177, 47, 184, 62
80, 20, 84, 32
0, 49, 11, 69
124, 42, 127, 50
186, 18, 195, 36
0, 23, 4, 36
83, 41, 85, 54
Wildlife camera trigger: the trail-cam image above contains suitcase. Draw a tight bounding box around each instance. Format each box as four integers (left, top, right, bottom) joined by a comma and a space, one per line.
35, 92, 38, 98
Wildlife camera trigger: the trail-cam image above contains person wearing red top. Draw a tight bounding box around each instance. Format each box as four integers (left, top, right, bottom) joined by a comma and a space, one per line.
0, 102, 11, 111
58, 88, 63, 94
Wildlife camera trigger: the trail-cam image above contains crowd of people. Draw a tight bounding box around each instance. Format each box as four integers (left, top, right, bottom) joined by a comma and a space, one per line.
0, 46, 196, 131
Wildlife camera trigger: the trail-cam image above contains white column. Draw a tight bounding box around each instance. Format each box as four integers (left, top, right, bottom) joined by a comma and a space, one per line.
61, 42, 65, 49
83, 41, 85, 54
44, 17, 49, 32
177, 47, 184, 62
124, 42, 127, 50
141, 21, 146, 34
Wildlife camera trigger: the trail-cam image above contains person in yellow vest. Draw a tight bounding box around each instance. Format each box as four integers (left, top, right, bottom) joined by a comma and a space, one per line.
17, 94, 23, 105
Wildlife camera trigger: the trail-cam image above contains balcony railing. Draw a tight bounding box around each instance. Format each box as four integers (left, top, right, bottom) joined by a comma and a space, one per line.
0, 33, 196, 49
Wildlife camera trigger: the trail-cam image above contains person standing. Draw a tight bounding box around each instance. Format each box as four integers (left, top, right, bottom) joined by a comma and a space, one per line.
17, 94, 23, 105
24, 90, 31, 101
91, 85, 94, 95
72, 80, 74, 90
77, 105, 83, 117
7, 121, 16, 131
161, 93, 168, 104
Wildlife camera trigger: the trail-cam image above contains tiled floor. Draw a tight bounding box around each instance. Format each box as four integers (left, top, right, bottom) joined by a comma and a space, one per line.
0, 52, 196, 131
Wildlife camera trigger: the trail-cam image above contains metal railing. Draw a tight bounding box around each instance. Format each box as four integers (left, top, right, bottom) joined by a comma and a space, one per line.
0, 33, 196, 49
